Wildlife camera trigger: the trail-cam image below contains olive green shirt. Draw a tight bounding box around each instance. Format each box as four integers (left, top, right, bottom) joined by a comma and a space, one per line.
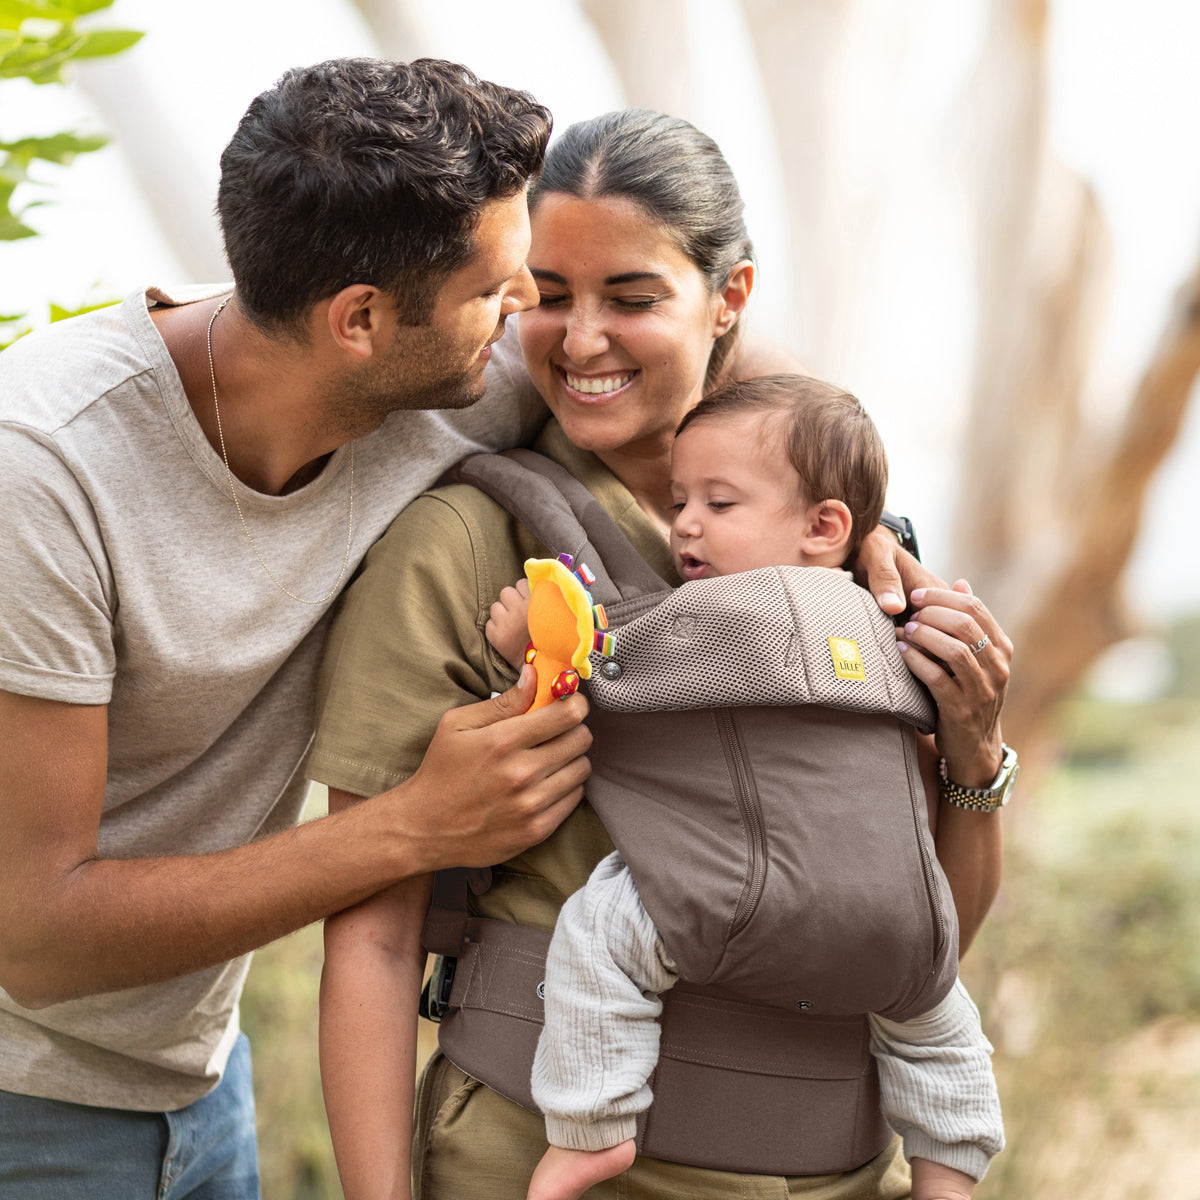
309, 420, 680, 930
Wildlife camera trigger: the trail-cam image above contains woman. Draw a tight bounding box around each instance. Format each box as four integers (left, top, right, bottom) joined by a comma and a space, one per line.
311, 109, 1011, 1200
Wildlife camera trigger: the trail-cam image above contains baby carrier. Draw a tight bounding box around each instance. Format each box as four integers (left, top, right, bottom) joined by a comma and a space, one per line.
421, 449, 958, 1176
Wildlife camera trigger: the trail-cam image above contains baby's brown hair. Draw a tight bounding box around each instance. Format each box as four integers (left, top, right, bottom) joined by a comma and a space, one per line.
675, 374, 887, 562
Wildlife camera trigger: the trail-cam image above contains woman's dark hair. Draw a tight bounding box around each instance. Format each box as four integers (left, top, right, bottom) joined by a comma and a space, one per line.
531, 109, 754, 389
677, 374, 888, 562
217, 57, 552, 337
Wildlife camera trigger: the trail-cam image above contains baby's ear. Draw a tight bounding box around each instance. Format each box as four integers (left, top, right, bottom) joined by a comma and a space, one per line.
802, 499, 853, 559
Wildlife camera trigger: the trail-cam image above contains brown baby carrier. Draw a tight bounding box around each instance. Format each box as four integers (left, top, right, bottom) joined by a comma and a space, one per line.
421, 450, 958, 1175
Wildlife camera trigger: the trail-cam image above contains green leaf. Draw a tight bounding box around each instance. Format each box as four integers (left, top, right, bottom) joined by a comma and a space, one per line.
0, 212, 38, 239
0, 132, 108, 162
68, 28, 141, 57
0, 35, 84, 77
0, 328, 31, 351
0, 29, 19, 50
57, 0, 117, 14
0, 158, 32, 185
0, 1, 72, 28
50, 298, 115, 321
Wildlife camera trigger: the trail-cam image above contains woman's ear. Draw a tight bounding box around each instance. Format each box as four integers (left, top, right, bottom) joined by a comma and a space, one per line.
713, 260, 754, 337
801, 499, 854, 559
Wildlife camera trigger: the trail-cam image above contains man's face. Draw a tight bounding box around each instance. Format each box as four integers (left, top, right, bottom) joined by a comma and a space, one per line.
328, 191, 539, 428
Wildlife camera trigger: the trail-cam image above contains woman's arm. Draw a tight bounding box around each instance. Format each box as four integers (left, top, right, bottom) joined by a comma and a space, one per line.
916, 737, 1002, 953
320, 788, 433, 1200
903, 580, 1012, 952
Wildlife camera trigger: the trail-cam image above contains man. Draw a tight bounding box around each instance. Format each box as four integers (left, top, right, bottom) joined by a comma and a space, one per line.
0, 57, 590, 1198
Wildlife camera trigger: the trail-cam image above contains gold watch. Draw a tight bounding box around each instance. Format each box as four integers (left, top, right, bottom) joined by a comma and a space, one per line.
939, 744, 1019, 812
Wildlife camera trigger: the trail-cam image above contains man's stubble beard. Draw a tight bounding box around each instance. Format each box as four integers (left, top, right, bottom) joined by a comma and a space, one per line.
321, 323, 491, 439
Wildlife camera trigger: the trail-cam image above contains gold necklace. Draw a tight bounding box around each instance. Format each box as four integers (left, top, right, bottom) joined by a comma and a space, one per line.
206, 296, 355, 606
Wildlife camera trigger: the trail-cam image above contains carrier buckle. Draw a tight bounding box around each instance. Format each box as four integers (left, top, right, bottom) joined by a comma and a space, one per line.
419, 954, 457, 1023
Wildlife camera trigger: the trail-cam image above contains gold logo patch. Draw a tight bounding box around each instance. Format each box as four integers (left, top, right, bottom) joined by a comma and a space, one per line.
828, 636, 866, 681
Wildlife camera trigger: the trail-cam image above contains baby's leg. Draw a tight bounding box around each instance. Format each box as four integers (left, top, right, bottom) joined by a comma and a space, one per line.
529, 852, 678, 1198
526, 1142, 637, 1200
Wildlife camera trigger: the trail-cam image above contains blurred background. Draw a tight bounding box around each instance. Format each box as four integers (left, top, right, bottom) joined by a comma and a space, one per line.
5, 1, 1200, 1195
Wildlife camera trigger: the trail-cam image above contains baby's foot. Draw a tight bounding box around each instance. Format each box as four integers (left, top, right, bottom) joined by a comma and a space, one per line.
526, 1141, 637, 1200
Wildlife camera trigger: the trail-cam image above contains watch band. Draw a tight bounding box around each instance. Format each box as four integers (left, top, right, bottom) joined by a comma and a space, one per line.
938, 744, 1019, 813
878, 511, 921, 561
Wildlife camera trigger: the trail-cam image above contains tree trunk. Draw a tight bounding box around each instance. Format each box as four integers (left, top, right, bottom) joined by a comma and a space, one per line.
578, 0, 694, 116
739, 0, 860, 377
954, 0, 1199, 756
1003, 260, 1200, 750
344, 0, 437, 59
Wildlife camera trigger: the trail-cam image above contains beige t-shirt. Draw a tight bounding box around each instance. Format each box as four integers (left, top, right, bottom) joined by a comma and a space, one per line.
0, 289, 544, 1110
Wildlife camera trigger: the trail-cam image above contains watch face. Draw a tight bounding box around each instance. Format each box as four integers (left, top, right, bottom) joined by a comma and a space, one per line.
1000, 761, 1020, 803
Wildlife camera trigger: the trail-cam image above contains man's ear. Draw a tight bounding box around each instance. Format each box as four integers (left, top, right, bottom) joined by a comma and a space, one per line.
322, 285, 387, 360
802, 499, 854, 557
713, 260, 754, 337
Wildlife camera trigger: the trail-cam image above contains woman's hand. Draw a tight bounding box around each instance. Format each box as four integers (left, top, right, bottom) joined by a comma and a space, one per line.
898, 580, 1012, 788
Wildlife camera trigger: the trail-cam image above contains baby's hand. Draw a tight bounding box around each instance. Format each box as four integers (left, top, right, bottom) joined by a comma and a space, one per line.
486, 578, 532, 670
911, 1157, 975, 1200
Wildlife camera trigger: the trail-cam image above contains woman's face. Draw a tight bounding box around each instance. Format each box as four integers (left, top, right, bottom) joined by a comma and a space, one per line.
518, 192, 744, 463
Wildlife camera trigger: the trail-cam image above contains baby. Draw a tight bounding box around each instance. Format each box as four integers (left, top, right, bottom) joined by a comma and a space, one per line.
487, 375, 1003, 1200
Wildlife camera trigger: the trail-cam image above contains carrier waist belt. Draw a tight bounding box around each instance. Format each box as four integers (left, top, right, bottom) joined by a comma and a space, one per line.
435, 917, 892, 1176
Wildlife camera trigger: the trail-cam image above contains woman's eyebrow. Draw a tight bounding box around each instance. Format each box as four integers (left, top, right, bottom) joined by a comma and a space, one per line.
528, 268, 668, 287
605, 272, 666, 286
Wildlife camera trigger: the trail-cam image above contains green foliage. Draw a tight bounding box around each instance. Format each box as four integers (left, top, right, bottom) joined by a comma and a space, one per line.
0, 0, 141, 87
0, 295, 116, 350
0, 0, 143, 238
0, 0, 141, 340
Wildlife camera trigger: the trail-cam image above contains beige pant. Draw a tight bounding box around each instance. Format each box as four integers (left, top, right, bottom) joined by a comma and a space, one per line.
413, 1051, 912, 1200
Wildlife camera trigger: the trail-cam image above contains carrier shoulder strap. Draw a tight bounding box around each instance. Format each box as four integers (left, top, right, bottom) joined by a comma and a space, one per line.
425, 449, 671, 956
444, 450, 671, 607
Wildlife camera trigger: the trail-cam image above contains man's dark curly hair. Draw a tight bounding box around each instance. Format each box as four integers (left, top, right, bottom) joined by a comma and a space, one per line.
217, 57, 551, 336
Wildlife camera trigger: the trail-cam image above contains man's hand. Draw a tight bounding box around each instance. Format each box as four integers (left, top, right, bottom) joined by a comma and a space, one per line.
853, 524, 946, 616
394, 664, 591, 871
0, 669, 588, 1008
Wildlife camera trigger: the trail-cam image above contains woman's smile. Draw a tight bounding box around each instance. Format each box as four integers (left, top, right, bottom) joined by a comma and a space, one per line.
557, 367, 639, 400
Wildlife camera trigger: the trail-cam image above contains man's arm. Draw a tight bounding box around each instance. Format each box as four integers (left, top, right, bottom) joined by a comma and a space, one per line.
0, 670, 589, 1009
853, 527, 945, 615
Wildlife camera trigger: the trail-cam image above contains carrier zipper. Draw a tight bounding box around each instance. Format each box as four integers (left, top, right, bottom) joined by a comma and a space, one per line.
717, 709, 768, 936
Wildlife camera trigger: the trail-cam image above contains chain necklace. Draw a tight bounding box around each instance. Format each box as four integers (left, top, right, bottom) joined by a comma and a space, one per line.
206, 297, 355, 606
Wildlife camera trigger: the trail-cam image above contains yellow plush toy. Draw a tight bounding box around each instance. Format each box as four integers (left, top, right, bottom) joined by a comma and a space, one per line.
522, 554, 614, 710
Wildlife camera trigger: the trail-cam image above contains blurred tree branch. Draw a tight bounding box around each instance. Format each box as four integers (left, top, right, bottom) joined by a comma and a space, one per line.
1004, 259, 1200, 750
954, 0, 1200, 754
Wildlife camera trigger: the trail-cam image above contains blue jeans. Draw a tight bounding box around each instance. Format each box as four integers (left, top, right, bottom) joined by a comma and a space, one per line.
0, 1032, 261, 1199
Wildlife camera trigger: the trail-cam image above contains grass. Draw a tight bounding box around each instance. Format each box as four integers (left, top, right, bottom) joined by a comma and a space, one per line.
968, 692, 1200, 1197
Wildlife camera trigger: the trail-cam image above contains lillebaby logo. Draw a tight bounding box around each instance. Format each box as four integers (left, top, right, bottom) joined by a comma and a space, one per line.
828, 636, 866, 682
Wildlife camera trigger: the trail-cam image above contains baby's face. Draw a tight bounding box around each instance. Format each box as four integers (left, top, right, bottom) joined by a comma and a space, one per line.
669, 413, 813, 581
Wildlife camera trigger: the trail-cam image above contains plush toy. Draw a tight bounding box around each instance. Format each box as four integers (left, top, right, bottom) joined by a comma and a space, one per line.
523, 553, 615, 710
